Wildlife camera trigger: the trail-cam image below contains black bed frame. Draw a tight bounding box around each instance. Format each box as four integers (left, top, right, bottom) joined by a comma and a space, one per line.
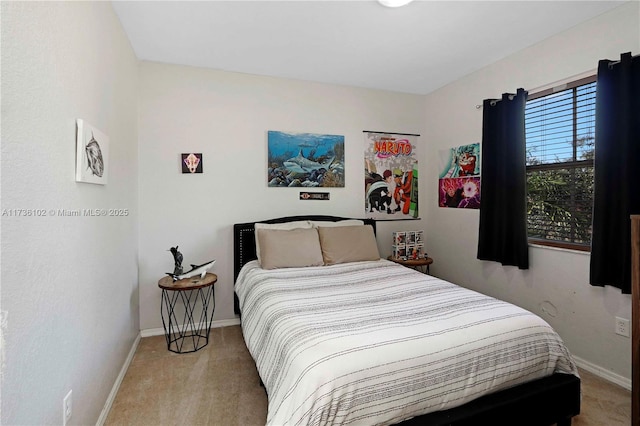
233, 215, 581, 426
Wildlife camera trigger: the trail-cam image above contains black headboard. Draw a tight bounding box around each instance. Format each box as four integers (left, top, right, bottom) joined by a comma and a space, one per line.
233, 215, 376, 315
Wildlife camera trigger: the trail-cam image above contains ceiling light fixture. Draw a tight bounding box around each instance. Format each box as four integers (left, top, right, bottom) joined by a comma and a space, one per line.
378, 0, 414, 8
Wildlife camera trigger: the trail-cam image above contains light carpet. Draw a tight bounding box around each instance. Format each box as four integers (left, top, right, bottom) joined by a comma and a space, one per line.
105, 325, 630, 425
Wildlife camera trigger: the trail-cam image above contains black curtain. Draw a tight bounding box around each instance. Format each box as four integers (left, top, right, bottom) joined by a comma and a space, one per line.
477, 88, 529, 269
590, 52, 640, 294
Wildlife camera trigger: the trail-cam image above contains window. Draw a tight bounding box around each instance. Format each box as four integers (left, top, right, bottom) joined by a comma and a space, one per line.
525, 76, 596, 251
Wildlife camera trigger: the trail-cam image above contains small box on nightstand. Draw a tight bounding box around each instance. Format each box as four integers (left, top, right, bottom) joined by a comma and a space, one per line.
392, 230, 424, 260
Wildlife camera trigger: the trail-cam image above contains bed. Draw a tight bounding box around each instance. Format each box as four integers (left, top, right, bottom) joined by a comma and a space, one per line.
233, 215, 581, 426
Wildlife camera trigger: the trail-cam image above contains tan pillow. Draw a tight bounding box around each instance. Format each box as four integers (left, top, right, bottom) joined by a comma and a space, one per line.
256, 228, 324, 269
255, 220, 312, 265
317, 225, 381, 265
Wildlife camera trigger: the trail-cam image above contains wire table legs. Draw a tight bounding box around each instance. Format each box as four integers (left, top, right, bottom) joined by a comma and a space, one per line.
160, 285, 215, 353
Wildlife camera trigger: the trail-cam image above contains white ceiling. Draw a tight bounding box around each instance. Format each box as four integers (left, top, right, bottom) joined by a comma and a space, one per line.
112, 0, 625, 95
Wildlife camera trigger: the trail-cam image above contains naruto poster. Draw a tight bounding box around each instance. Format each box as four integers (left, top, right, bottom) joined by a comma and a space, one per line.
364, 131, 419, 220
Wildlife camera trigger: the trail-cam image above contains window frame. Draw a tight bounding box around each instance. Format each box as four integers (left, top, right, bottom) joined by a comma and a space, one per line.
525, 74, 596, 252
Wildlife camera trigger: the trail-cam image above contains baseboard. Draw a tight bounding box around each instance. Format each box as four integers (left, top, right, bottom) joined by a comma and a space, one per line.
95, 332, 141, 426
573, 355, 632, 391
140, 318, 241, 338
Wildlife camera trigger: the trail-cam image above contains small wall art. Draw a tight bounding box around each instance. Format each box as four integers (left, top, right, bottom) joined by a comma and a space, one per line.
182, 153, 203, 174
299, 192, 330, 201
76, 119, 109, 185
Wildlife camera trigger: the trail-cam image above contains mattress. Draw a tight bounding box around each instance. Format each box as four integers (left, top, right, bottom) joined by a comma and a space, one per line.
235, 259, 578, 426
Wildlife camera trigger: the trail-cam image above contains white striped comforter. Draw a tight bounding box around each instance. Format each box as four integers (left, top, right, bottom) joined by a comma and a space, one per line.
236, 259, 578, 426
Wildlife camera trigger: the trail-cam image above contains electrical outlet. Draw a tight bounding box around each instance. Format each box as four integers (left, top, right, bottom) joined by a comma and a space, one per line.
615, 317, 630, 337
63, 390, 72, 426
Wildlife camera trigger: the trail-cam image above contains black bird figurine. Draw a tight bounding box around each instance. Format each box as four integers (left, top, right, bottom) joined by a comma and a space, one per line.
169, 246, 183, 276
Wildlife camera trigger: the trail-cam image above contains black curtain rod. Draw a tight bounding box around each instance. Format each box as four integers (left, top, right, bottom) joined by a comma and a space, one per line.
363, 130, 420, 136
475, 53, 637, 109
490, 94, 516, 106
606, 52, 639, 67
475, 93, 516, 109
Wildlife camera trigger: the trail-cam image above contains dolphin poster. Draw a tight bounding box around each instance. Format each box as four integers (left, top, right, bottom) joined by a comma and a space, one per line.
267, 131, 345, 187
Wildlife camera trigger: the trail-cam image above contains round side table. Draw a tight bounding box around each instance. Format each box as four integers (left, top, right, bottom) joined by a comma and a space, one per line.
387, 256, 433, 274
158, 272, 217, 353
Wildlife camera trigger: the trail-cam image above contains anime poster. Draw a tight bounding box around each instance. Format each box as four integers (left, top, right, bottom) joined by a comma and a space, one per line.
364, 131, 419, 220
438, 143, 481, 209
267, 130, 345, 187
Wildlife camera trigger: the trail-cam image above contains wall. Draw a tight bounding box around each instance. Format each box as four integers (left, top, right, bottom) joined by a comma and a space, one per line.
138, 63, 426, 330
422, 1, 639, 384
2, 5, 632, 423
1, 2, 139, 424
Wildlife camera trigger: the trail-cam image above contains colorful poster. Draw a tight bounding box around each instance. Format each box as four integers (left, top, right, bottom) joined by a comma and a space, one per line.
267, 131, 345, 187
438, 143, 481, 209
364, 131, 419, 220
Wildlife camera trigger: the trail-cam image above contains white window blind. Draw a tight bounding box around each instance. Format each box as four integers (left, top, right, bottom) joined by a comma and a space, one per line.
525, 77, 596, 249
